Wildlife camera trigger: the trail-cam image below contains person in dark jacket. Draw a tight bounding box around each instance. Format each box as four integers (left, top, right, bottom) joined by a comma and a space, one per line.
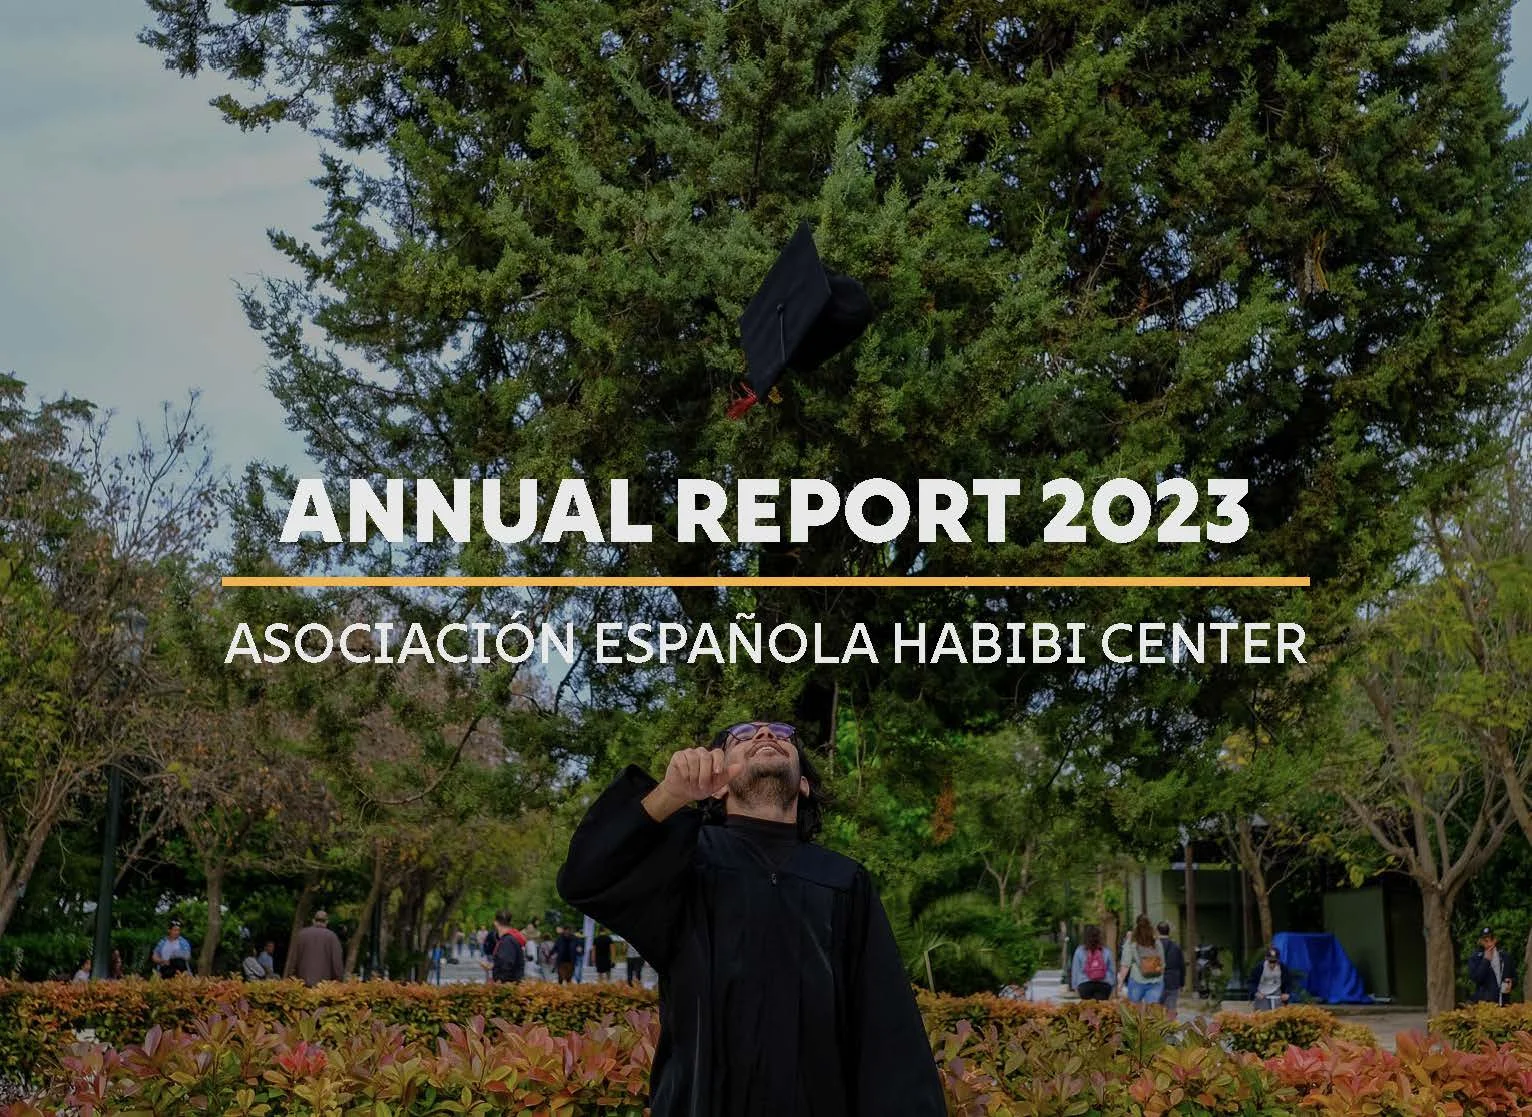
552, 924, 578, 983
1156, 921, 1186, 1014
489, 911, 526, 982
1467, 926, 1517, 1005
558, 720, 945, 1117
592, 926, 614, 982
289, 911, 346, 986
1248, 945, 1293, 1010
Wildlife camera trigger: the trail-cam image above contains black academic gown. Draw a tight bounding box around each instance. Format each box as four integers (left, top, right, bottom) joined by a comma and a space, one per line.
557, 766, 945, 1117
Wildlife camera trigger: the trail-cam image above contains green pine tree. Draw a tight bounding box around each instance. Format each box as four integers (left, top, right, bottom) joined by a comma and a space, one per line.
143, 0, 1532, 781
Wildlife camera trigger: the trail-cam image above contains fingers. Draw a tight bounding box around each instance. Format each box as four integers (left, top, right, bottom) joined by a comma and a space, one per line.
706, 750, 732, 795
668, 747, 728, 799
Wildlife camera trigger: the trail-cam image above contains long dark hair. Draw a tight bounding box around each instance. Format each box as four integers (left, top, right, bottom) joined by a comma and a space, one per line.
1082, 924, 1103, 951
698, 725, 827, 842
1132, 915, 1157, 948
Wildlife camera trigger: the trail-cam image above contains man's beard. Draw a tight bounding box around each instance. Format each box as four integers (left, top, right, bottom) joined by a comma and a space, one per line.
728, 761, 799, 811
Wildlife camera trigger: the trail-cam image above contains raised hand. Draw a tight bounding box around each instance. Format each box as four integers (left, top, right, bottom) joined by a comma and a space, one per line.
643, 748, 745, 821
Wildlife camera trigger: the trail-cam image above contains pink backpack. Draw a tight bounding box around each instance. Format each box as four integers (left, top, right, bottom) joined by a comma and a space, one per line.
1084, 947, 1108, 982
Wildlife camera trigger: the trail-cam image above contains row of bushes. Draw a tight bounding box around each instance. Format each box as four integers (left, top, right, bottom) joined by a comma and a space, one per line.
4, 978, 1531, 1072
937, 1012, 1532, 1117
917, 995, 1378, 1056
4, 1002, 1532, 1116
0, 980, 655, 1074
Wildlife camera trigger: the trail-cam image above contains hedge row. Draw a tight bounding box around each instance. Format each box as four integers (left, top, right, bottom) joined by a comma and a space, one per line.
6, 979, 1532, 1071
940, 1013, 1532, 1117
5, 1003, 1532, 1117
0, 979, 656, 1075
915, 994, 1378, 1056
1, 980, 1387, 1073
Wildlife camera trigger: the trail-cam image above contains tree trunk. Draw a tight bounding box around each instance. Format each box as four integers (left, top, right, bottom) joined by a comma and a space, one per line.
1183, 842, 1198, 955
397, 875, 428, 980
284, 874, 319, 978
0, 880, 24, 943
1421, 888, 1459, 1016
0, 824, 54, 940
1095, 867, 1117, 951
1252, 878, 1273, 948
200, 867, 224, 976
1524, 925, 1532, 1005
1234, 817, 1275, 947
428, 883, 468, 964
344, 852, 386, 977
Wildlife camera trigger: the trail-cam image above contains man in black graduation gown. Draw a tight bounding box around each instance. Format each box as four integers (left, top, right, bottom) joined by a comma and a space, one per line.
558, 720, 945, 1117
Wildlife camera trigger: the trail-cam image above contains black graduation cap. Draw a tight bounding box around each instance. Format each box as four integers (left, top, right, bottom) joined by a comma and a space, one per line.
729, 223, 873, 419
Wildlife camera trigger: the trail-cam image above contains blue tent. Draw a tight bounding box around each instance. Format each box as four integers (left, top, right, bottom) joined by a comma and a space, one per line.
1270, 932, 1372, 1005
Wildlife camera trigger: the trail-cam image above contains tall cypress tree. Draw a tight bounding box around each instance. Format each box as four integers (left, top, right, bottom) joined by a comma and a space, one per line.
144, 1, 1532, 779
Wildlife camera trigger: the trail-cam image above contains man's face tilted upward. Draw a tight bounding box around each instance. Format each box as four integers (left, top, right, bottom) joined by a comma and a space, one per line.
718, 721, 808, 812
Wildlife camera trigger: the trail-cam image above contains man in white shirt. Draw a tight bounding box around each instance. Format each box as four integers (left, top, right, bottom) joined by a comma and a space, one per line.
1248, 946, 1291, 1010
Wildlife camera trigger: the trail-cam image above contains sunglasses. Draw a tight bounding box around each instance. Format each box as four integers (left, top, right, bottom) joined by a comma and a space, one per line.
723, 722, 797, 744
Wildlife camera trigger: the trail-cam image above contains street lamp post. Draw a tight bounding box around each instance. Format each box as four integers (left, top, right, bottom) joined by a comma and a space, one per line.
91, 609, 148, 981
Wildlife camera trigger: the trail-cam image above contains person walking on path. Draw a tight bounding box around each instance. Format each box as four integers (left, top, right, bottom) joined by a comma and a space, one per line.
1248, 945, 1293, 1010
552, 924, 578, 983
1156, 921, 1186, 1014
519, 917, 542, 979
558, 719, 944, 1117
1467, 926, 1516, 1005
1117, 916, 1166, 1005
288, 911, 346, 986
1070, 925, 1115, 1001
592, 926, 614, 982
489, 911, 526, 982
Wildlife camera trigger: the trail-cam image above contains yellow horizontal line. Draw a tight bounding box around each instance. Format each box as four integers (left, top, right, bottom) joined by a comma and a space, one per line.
221, 575, 1309, 589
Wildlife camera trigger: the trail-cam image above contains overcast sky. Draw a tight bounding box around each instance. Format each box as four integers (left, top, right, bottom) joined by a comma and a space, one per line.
3, 3, 1530, 483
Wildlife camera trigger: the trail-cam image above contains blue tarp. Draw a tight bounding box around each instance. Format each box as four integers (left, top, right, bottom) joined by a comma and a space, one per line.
1271, 932, 1373, 1005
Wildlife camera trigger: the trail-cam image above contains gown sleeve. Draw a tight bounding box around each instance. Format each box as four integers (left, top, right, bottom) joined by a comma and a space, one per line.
556, 764, 701, 971
846, 870, 946, 1116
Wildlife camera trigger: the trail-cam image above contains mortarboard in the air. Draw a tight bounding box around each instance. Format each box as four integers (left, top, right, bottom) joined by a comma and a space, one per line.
728, 223, 874, 419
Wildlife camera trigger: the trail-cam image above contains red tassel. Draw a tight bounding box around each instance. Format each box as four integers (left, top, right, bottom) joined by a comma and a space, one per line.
726, 385, 759, 420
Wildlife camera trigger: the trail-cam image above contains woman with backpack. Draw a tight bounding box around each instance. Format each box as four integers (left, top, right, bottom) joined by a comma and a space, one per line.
1117, 915, 1166, 1004
1070, 924, 1116, 1001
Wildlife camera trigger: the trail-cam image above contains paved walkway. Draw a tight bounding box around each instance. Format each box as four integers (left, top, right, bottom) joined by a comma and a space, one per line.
427, 951, 656, 989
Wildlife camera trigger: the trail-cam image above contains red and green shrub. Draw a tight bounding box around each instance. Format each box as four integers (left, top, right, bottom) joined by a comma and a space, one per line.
0, 981, 1383, 1079
0, 979, 656, 1076
5, 1011, 657, 1117
1265, 1032, 1532, 1116
5, 999, 1532, 1116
